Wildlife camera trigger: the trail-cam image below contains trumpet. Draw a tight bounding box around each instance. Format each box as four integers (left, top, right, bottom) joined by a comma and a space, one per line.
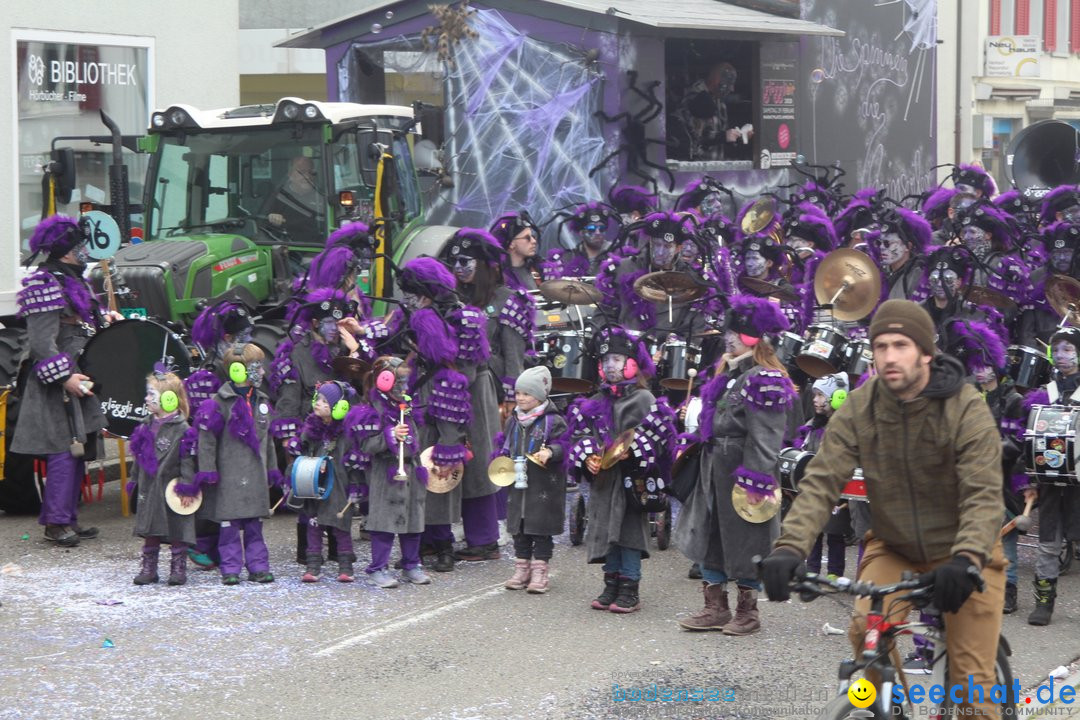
393, 400, 409, 482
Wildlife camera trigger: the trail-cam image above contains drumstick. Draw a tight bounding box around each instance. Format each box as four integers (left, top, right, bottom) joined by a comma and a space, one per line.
336, 500, 353, 519
269, 493, 288, 516
681, 368, 698, 410
1000, 495, 1036, 537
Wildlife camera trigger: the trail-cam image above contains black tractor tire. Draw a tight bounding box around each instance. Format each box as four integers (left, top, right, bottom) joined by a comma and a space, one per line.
0, 328, 40, 515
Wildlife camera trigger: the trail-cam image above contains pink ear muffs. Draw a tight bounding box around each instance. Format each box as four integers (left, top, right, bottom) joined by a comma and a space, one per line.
597, 362, 606, 382
376, 369, 396, 393
739, 333, 760, 347
623, 357, 638, 380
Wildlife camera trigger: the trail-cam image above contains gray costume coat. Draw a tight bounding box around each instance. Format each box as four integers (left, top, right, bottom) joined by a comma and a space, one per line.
500, 404, 568, 537
131, 414, 196, 545
359, 393, 426, 535
195, 383, 276, 523
12, 265, 106, 455
291, 417, 362, 534
673, 357, 796, 581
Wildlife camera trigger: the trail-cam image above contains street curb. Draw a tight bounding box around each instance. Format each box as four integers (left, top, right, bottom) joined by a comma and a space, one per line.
1019, 663, 1080, 717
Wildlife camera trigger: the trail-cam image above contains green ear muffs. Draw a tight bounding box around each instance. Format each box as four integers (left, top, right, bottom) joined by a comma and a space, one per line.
332, 398, 350, 421
160, 390, 179, 413
830, 388, 848, 411
229, 361, 247, 384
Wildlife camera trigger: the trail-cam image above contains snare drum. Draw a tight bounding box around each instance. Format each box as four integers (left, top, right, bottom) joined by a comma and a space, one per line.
1008, 345, 1051, 389
776, 447, 814, 494
80, 319, 193, 438
1024, 404, 1079, 484
660, 340, 702, 389
797, 324, 848, 378
545, 331, 597, 394
291, 455, 336, 500
775, 331, 804, 368
842, 338, 873, 378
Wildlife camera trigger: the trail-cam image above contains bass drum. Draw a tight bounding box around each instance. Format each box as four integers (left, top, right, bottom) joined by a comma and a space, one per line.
543, 331, 597, 394
842, 338, 873, 379
80, 319, 192, 438
797, 325, 848, 378
1008, 345, 1050, 389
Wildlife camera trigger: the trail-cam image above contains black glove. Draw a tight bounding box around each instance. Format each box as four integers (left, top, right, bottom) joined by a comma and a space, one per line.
761, 547, 806, 602
931, 555, 981, 613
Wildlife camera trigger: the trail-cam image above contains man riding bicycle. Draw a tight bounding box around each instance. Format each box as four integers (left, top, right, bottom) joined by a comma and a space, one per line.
761, 300, 1007, 718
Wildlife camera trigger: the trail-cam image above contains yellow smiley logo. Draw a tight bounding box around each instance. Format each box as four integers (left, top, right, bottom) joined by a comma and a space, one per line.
847, 678, 876, 708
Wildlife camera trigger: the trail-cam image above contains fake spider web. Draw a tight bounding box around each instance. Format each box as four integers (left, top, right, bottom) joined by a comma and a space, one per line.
338, 8, 609, 233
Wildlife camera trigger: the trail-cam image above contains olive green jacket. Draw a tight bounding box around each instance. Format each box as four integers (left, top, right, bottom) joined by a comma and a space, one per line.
776, 355, 1002, 566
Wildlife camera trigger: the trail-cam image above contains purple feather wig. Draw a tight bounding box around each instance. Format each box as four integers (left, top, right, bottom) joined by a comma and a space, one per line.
1039, 185, 1080, 225
954, 163, 997, 197
890, 207, 933, 254
921, 187, 957, 227
946, 319, 1008, 372
443, 227, 505, 264
128, 424, 159, 477
566, 202, 615, 232
29, 215, 82, 257
191, 300, 248, 349
727, 293, 791, 338
834, 189, 880, 241
228, 396, 262, 457
410, 307, 457, 365
398, 256, 457, 302
785, 207, 837, 253
325, 221, 373, 250
609, 185, 657, 216
796, 180, 840, 216
308, 246, 357, 291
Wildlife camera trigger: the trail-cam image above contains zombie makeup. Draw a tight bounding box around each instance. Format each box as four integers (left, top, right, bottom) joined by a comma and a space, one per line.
972, 365, 997, 385
450, 256, 477, 283
246, 361, 265, 388
699, 193, 724, 217
723, 329, 750, 355
318, 317, 340, 343
1052, 247, 1075, 274
600, 353, 628, 384
743, 249, 768, 278
145, 385, 162, 413
961, 225, 992, 261
402, 291, 423, 311
876, 232, 909, 267
73, 242, 91, 265
650, 235, 679, 269
928, 268, 961, 300
1054, 341, 1079, 375
680, 240, 701, 263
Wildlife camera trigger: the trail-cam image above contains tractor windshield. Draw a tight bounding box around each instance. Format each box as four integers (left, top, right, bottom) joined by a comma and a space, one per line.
146, 125, 329, 246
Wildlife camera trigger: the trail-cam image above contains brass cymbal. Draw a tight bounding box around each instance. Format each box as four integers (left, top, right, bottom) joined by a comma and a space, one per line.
1045, 274, 1080, 326
600, 429, 637, 470
633, 271, 706, 304
525, 451, 548, 467
740, 197, 777, 235
963, 285, 1017, 312
420, 446, 463, 494
538, 278, 602, 305
487, 456, 516, 487
331, 356, 371, 382
731, 483, 782, 524
813, 249, 882, 321
739, 276, 800, 304
165, 478, 201, 516
671, 441, 702, 479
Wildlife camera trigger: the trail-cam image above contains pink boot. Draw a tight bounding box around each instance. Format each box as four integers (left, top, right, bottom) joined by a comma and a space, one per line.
526, 560, 549, 594
505, 558, 531, 590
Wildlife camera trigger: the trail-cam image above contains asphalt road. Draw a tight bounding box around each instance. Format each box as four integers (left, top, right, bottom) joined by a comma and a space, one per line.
1, 485, 1078, 720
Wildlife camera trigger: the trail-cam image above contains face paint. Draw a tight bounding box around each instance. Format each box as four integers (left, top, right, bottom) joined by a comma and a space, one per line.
601, 353, 628, 384
451, 256, 477, 282
650, 236, 678, 268
787, 237, 814, 259
961, 225, 992, 260
929, 268, 960, 300
743, 250, 768, 278
1063, 205, 1080, 224
145, 386, 162, 412
950, 193, 977, 211
313, 395, 332, 419
246, 361, 265, 388
1054, 341, 1079, 375
318, 317, 340, 343
580, 224, 607, 250
972, 365, 996, 385
876, 232, 908, 266
73, 242, 91, 265
699, 193, 724, 217
402, 291, 423, 311
357, 249, 374, 271
1052, 247, 1075, 273
723, 329, 748, 354
680, 240, 700, 263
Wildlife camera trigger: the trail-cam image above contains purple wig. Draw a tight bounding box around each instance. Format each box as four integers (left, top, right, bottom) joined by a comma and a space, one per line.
947, 318, 1008, 372
308, 246, 357, 291
191, 300, 251, 349
398, 256, 458, 302
954, 163, 998, 197
784, 206, 837, 252
727, 293, 791, 338
30, 215, 82, 257
325, 221, 373, 250
1039, 185, 1080, 225
834, 188, 881, 241
921, 187, 957, 226
886, 207, 933, 254
609, 185, 657, 216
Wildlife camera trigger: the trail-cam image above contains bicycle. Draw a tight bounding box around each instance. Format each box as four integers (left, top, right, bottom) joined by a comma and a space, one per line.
786, 570, 1016, 719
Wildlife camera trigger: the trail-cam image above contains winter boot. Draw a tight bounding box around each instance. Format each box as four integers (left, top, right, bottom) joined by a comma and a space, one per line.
337, 556, 355, 583
721, 585, 761, 635
678, 582, 732, 630
505, 558, 531, 590
1003, 582, 1018, 615
1028, 578, 1057, 626
295, 522, 308, 565
167, 546, 188, 586
609, 576, 641, 613
526, 560, 550, 594
431, 540, 456, 573
591, 572, 620, 610
301, 553, 322, 583
133, 546, 160, 585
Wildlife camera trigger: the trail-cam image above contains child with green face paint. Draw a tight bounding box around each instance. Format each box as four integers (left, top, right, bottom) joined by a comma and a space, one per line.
129, 370, 196, 586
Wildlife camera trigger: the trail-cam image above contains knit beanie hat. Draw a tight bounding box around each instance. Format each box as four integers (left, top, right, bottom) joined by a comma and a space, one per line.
515, 366, 551, 402
316, 381, 345, 407
869, 299, 937, 357
812, 373, 848, 399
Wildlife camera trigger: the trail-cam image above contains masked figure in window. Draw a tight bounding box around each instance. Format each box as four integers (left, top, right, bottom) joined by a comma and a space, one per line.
265, 155, 323, 244
395, 257, 500, 571
490, 211, 543, 293
1018, 326, 1080, 625
13, 215, 109, 547
1020, 222, 1080, 349
595, 212, 710, 344
675, 62, 751, 161
543, 202, 618, 279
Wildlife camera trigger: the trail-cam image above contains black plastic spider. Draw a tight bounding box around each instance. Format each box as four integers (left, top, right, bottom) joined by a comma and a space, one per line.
590, 70, 675, 193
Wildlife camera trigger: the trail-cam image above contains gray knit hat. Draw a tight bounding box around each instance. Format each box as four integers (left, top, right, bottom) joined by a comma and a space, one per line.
515, 366, 551, 401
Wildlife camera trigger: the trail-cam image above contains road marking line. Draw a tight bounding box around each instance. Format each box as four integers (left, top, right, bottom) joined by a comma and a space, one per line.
313, 583, 504, 657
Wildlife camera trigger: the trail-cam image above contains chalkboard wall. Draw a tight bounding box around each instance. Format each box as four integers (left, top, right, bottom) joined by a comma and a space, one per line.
800, 0, 937, 200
